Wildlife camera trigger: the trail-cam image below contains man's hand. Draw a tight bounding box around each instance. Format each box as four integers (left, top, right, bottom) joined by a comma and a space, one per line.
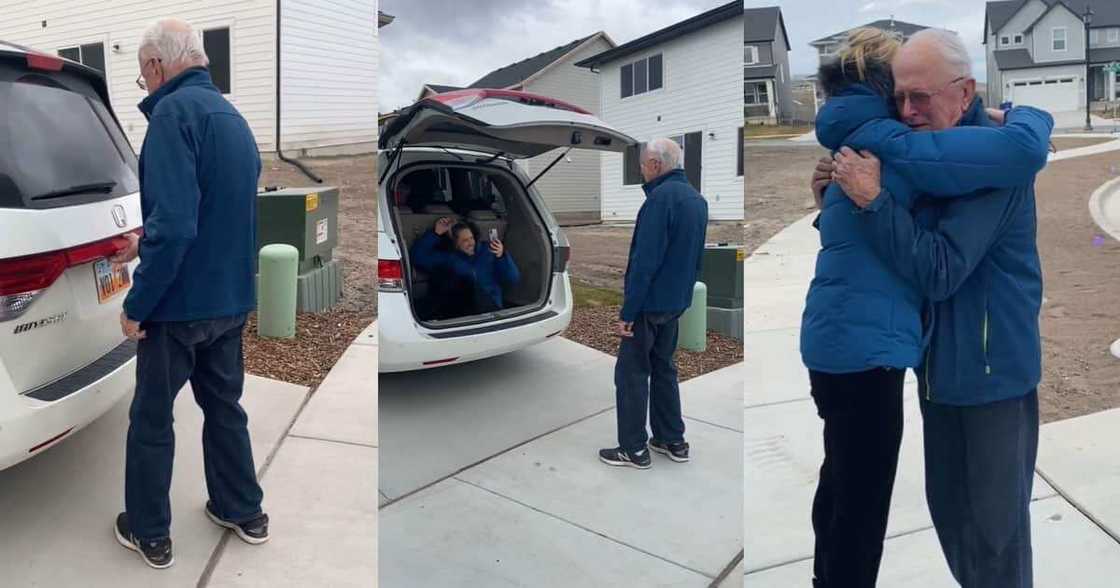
986, 107, 1006, 125
615, 321, 634, 338
489, 238, 505, 258
434, 217, 452, 236
811, 156, 834, 210
832, 147, 883, 209
109, 232, 140, 270
120, 312, 146, 341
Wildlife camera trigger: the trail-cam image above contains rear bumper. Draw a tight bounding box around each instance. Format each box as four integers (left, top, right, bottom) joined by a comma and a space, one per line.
0, 351, 135, 471
378, 275, 573, 373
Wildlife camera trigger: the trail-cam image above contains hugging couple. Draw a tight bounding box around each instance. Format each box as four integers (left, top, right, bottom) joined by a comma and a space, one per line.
802, 27, 1052, 588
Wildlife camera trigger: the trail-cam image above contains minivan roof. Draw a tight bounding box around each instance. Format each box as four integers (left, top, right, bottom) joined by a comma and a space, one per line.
0, 39, 113, 108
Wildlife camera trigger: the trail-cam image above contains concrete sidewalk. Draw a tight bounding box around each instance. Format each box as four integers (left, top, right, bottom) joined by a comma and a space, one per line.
743, 205, 1120, 584
380, 340, 743, 587
0, 322, 377, 586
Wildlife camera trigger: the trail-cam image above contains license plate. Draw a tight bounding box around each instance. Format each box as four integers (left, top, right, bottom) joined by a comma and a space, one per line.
93, 258, 130, 304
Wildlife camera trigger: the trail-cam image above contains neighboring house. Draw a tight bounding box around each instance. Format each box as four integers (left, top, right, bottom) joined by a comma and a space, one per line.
809, 18, 930, 64
423, 32, 617, 224
743, 6, 793, 124
0, 1, 377, 155
985, 0, 1120, 113
576, 1, 744, 222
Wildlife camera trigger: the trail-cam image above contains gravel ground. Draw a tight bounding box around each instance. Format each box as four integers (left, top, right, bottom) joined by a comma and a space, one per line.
244, 154, 376, 386
564, 305, 744, 382
744, 141, 1120, 422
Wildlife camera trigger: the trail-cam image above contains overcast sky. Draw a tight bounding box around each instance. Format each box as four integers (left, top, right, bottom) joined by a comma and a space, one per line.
745, 0, 991, 81
378, 0, 729, 112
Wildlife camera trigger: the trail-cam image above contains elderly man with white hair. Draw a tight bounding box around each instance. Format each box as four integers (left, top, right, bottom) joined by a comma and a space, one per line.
815, 28, 1046, 587
598, 138, 708, 469
108, 18, 267, 569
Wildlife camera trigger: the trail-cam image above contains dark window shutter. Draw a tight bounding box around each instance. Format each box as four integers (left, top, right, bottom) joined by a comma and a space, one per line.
58, 47, 80, 62
79, 43, 106, 74
737, 127, 744, 177
634, 58, 648, 94
621, 63, 633, 98
648, 54, 663, 90
624, 142, 645, 185
203, 28, 232, 94
684, 132, 702, 191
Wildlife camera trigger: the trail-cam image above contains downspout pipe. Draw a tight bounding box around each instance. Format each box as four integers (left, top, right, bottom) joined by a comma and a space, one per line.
276, 0, 323, 183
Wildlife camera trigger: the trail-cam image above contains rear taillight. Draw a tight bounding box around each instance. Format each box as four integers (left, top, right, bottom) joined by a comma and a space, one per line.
552, 245, 571, 273
378, 259, 405, 292
0, 228, 140, 321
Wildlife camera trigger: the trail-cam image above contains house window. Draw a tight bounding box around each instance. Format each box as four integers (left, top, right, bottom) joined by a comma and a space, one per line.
1110, 28, 1120, 43
745, 45, 759, 65
737, 127, 744, 177
745, 81, 769, 106
623, 142, 646, 185
619, 54, 663, 99
201, 27, 231, 94
779, 64, 785, 84
58, 42, 106, 75
1014, 34, 1023, 44
1091, 29, 1100, 45
1001, 36, 1010, 45
1053, 27, 1067, 52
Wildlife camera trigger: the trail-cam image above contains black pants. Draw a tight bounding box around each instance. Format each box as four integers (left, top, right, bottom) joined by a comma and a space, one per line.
921, 390, 1038, 588
808, 367, 906, 588
614, 312, 685, 454
125, 315, 263, 540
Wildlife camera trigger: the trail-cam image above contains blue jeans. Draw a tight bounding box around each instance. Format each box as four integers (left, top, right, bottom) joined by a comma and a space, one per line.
125, 314, 263, 540
920, 390, 1039, 588
614, 312, 685, 454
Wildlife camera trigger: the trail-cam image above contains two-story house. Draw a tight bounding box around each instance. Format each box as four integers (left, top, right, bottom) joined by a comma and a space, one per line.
744, 6, 793, 124
986, 0, 1120, 113
574, 1, 744, 222
809, 18, 929, 64
420, 33, 616, 224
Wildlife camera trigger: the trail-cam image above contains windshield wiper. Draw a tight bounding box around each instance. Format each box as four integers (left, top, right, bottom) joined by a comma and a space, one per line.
436, 146, 464, 161
30, 181, 117, 201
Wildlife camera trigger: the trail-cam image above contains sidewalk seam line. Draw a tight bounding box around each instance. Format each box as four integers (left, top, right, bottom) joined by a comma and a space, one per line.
745, 397, 813, 410
197, 382, 318, 587
709, 549, 743, 587
683, 415, 742, 434
288, 433, 378, 449
380, 405, 616, 507
1034, 466, 1120, 546
454, 476, 717, 581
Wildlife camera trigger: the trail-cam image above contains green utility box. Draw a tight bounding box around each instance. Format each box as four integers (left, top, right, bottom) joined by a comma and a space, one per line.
698, 244, 744, 340
256, 186, 343, 313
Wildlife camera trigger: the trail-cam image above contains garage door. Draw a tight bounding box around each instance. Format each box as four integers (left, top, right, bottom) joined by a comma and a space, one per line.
1010, 78, 1078, 113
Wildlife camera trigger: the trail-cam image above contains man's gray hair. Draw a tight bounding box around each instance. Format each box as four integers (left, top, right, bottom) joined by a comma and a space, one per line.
643, 138, 684, 170
139, 18, 209, 67
907, 28, 972, 78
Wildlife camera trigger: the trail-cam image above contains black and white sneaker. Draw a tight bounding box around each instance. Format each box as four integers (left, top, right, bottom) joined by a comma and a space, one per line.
649, 439, 690, 462
206, 501, 270, 545
113, 512, 174, 569
598, 447, 652, 469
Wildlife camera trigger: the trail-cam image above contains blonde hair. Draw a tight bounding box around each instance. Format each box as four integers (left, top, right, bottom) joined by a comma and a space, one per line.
836, 27, 901, 82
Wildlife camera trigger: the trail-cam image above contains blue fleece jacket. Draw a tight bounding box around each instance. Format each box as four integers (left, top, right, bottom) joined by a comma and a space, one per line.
620, 169, 709, 323
855, 97, 1050, 405
410, 230, 520, 309
123, 68, 260, 323
801, 84, 1052, 377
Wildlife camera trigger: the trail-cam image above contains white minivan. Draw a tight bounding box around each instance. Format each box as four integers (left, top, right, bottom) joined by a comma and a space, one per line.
377, 89, 636, 372
0, 42, 141, 470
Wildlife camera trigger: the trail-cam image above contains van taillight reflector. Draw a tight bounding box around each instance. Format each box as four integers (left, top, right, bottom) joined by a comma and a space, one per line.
28, 427, 74, 453
422, 357, 459, 366
378, 259, 405, 291
26, 53, 65, 72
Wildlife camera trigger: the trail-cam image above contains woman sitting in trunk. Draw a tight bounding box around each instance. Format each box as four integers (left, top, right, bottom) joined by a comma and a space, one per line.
411, 217, 520, 319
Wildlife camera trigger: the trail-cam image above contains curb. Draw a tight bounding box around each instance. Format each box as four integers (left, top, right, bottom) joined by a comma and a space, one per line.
1088, 176, 1120, 243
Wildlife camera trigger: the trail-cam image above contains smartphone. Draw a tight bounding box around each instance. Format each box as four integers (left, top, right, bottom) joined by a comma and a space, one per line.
489, 228, 499, 242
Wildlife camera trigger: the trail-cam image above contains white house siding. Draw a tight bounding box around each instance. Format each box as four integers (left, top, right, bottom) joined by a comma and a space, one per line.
522, 35, 613, 224
1032, 6, 1085, 64
0, 1, 277, 151
280, 0, 377, 153
598, 17, 744, 221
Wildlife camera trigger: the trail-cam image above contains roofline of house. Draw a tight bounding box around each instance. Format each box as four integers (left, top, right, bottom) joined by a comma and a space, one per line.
517, 31, 617, 88
573, 0, 741, 69
1024, 0, 1080, 33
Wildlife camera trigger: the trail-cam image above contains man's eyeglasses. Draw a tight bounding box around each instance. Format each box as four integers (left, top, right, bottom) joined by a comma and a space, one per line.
894, 76, 967, 110
136, 57, 162, 91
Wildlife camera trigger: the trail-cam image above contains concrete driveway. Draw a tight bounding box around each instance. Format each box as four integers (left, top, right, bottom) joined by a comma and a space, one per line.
380, 337, 744, 587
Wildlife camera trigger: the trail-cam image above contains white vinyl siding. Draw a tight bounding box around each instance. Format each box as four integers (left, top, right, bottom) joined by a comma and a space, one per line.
1032, 6, 1084, 63
522, 35, 614, 223
280, 0, 377, 151
598, 16, 744, 221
